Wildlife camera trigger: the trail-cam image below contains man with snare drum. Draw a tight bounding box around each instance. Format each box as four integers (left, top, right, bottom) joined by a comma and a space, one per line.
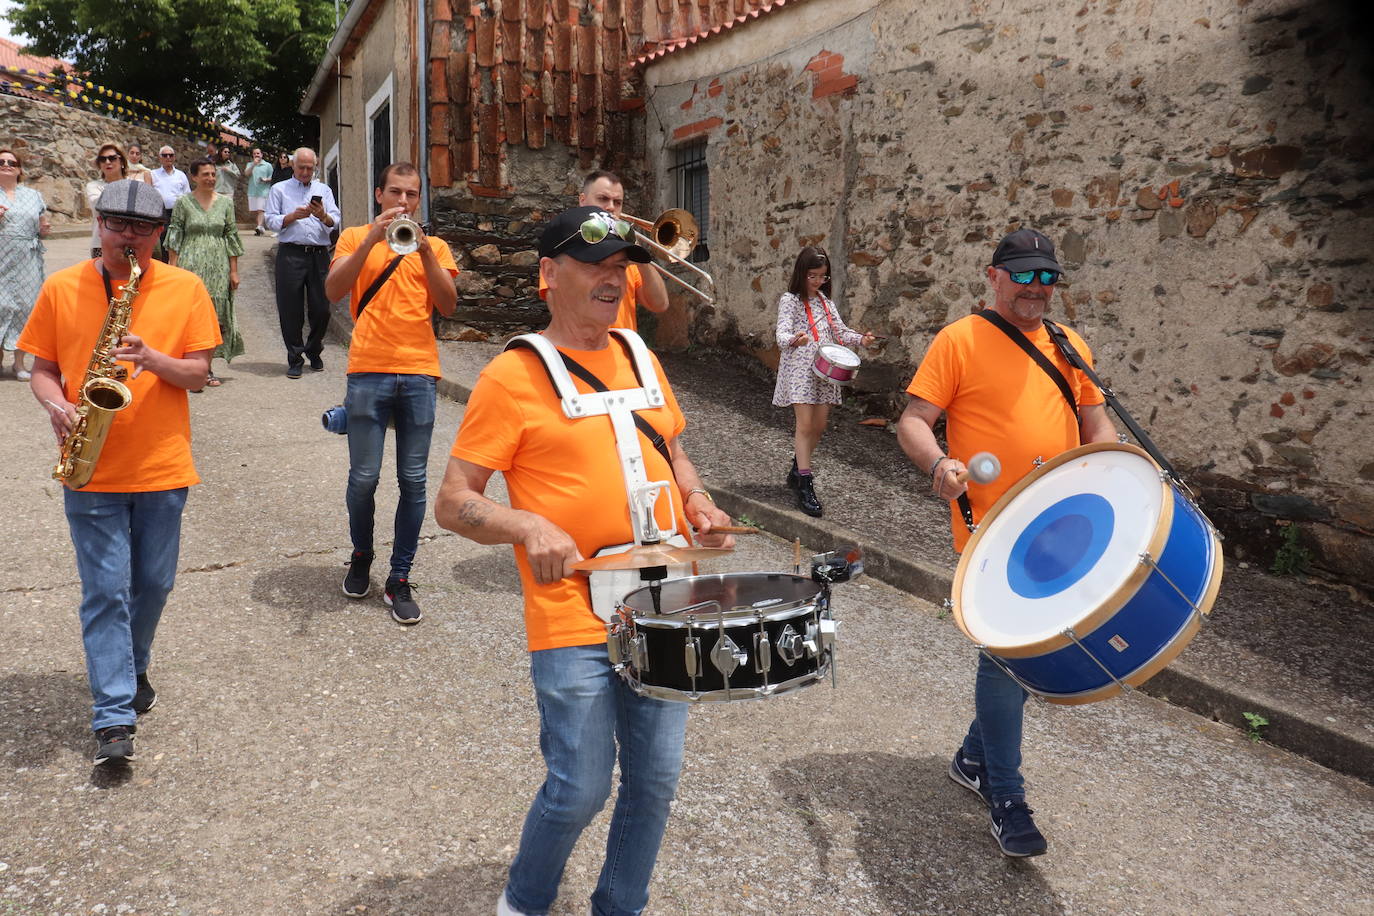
896, 228, 1116, 857
435, 206, 733, 916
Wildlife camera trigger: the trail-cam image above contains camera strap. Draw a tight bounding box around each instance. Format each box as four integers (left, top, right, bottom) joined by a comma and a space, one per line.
354, 254, 405, 319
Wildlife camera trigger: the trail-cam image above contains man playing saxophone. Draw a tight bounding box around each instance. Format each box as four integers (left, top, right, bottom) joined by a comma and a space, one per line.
18, 180, 220, 766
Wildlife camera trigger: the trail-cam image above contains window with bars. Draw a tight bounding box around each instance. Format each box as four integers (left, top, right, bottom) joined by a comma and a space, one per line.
668, 140, 709, 262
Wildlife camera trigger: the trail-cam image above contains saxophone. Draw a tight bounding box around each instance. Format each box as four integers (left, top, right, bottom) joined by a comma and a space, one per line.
53, 248, 140, 489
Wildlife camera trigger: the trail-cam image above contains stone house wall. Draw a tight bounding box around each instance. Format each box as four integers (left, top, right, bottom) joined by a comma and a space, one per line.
639, 0, 1374, 588
0, 96, 244, 226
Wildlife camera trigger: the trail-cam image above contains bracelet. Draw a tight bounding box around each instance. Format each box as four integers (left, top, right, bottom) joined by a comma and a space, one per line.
685, 488, 714, 504
928, 455, 950, 477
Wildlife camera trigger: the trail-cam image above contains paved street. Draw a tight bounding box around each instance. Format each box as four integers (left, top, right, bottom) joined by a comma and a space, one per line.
1, 235, 1371, 915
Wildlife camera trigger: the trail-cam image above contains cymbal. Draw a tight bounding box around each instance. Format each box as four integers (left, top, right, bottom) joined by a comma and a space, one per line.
572, 543, 733, 572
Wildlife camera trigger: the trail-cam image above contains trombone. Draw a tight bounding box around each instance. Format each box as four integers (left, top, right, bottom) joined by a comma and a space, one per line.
621, 208, 715, 303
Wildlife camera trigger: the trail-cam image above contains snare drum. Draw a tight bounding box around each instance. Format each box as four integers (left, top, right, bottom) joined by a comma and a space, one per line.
812, 344, 861, 386
608, 572, 837, 702
953, 443, 1223, 704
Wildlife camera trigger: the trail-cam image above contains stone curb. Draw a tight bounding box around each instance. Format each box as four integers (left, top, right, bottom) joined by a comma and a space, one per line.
708, 485, 1374, 785
289, 241, 1372, 786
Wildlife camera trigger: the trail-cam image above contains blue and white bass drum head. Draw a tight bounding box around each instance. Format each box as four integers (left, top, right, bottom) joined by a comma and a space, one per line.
953, 443, 1223, 704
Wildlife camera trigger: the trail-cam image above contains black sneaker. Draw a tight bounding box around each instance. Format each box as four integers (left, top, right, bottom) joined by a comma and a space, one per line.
989, 798, 1048, 857
342, 550, 373, 598
385, 577, 422, 625
796, 474, 823, 517
93, 725, 135, 765
286, 364, 303, 379
309, 356, 325, 372
133, 672, 157, 715
948, 751, 992, 806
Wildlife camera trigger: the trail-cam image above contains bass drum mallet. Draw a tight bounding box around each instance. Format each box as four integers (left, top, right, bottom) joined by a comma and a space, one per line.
955, 451, 1002, 485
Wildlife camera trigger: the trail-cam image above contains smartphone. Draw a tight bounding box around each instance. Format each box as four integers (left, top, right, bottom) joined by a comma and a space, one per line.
310, 195, 322, 205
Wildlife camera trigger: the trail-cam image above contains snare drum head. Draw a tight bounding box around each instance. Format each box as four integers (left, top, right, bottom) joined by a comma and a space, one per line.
621, 572, 820, 620
818, 344, 860, 368
956, 445, 1170, 649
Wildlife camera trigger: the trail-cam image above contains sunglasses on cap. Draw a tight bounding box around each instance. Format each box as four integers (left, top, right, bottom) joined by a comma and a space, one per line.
552, 216, 634, 253
998, 266, 1061, 286
101, 215, 161, 236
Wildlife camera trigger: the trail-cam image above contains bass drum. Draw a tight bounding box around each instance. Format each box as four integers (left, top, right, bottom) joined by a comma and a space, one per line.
609, 572, 836, 702
953, 443, 1223, 704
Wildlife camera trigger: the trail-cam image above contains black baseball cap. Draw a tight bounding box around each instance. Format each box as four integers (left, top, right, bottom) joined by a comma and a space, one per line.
991, 228, 1060, 273
539, 206, 650, 263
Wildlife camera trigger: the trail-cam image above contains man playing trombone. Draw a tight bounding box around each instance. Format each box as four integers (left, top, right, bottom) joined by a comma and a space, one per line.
539, 170, 670, 331
325, 162, 458, 624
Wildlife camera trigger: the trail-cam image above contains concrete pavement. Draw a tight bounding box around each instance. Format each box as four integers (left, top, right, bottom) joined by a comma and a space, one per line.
1, 235, 1371, 915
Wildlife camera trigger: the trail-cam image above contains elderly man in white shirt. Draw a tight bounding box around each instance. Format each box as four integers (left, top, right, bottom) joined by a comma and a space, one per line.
149, 146, 190, 261
265, 147, 340, 378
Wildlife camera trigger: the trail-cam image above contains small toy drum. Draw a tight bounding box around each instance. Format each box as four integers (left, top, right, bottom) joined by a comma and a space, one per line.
952, 443, 1223, 704
812, 344, 861, 386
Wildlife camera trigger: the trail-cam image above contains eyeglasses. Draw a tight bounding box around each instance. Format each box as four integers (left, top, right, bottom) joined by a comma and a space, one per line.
998, 266, 1061, 286
159, 153, 175, 159
0, 158, 18, 167
101, 215, 162, 236
552, 216, 633, 253
97, 154, 121, 163
806, 273, 830, 282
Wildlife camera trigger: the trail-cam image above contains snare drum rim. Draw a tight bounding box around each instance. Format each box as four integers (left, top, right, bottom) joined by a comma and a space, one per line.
952, 442, 1174, 658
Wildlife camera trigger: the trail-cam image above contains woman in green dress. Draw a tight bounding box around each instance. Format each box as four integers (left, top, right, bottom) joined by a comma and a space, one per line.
166, 157, 244, 386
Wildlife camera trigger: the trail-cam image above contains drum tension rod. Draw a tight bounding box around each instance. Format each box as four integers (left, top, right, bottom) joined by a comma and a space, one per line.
1137, 553, 1209, 624
1060, 628, 1132, 697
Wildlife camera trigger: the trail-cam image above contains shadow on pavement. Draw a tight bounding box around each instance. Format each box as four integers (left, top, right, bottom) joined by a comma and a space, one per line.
251, 564, 352, 636
221, 359, 293, 379
449, 551, 522, 595
336, 860, 510, 915
772, 752, 1064, 915
0, 671, 92, 768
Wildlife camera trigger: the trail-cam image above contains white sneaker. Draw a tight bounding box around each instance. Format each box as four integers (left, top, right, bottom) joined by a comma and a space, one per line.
16, 369, 31, 381
496, 891, 532, 916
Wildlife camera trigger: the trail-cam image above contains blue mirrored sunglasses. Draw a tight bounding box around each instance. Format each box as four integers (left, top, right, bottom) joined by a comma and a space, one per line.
999, 266, 1061, 286
553, 217, 633, 252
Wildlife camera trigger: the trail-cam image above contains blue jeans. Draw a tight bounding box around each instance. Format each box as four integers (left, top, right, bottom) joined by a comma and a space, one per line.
504, 645, 690, 916
344, 372, 437, 580
63, 487, 188, 732
961, 653, 1030, 803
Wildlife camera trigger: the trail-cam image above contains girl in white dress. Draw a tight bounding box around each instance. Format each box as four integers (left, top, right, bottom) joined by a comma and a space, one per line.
771, 246, 874, 517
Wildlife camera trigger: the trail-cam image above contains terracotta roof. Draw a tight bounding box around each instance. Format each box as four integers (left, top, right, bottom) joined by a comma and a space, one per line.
633, 0, 810, 67
0, 36, 72, 76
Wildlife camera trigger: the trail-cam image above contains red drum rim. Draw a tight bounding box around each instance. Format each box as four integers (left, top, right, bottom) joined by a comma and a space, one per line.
952, 442, 1202, 658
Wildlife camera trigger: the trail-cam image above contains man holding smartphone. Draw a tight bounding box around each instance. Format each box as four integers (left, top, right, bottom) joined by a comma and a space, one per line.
265, 147, 339, 378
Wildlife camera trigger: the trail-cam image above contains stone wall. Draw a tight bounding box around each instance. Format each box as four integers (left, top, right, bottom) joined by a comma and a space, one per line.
0, 95, 233, 226
640, 0, 1374, 589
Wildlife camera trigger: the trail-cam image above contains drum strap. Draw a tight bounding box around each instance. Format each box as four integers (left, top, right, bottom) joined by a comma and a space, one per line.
1042, 319, 1181, 482
802, 294, 841, 343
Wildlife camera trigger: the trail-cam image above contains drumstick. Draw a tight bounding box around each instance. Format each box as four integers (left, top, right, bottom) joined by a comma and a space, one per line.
709, 525, 760, 535
954, 451, 1002, 485
793, 537, 801, 575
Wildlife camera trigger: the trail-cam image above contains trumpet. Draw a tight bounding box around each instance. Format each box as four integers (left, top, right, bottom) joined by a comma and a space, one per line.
386, 214, 422, 255
621, 208, 715, 303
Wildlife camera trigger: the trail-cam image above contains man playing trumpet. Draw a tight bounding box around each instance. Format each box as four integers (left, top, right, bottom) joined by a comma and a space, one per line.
19, 179, 220, 765
538, 170, 671, 332
325, 162, 458, 624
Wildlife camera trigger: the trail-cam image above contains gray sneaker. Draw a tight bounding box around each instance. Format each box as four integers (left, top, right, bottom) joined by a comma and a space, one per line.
385, 577, 422, 625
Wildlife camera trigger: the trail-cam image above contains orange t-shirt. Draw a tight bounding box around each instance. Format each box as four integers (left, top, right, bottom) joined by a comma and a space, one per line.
451, 339, 688, 651
333, 225, 459, 377
19, 260, 221, 492
906, 313, 1105, 552
538, 262, 645, 331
